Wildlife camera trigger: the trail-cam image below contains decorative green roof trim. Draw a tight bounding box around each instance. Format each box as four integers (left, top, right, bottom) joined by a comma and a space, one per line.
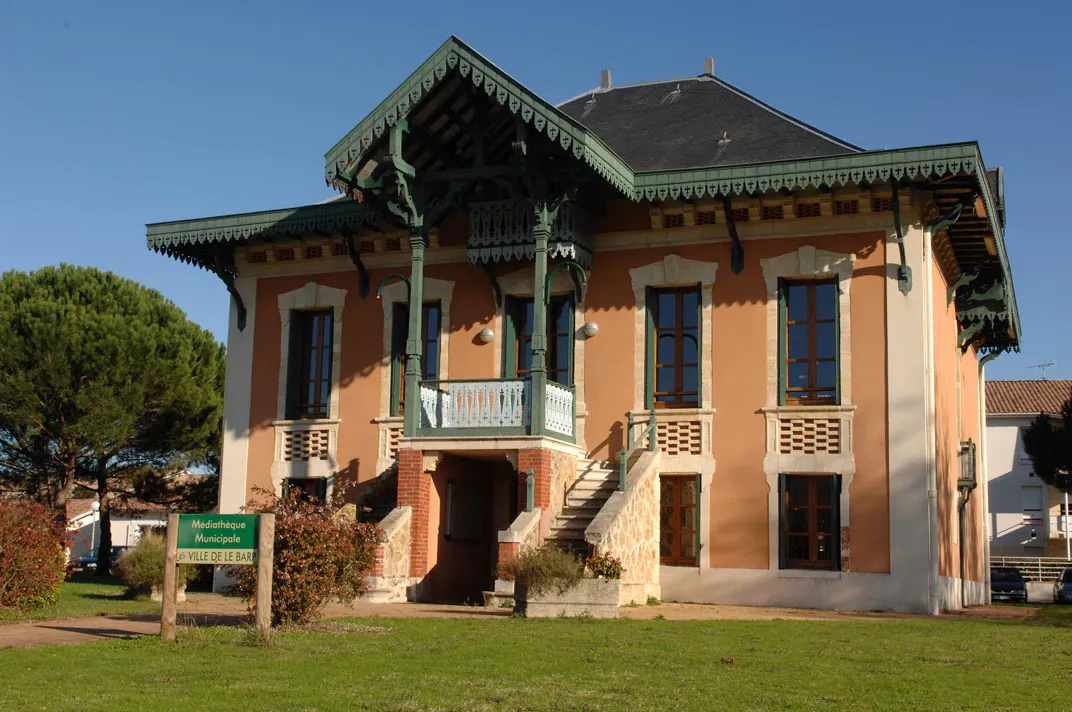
323, 36, 635, 199
632, 143, 984, 202
145, 200, 377, 251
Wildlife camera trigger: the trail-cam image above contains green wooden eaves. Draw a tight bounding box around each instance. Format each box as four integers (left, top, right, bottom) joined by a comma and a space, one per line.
145, 200, 378, 251
322, 36, 635, 199
631, 143, 985, 202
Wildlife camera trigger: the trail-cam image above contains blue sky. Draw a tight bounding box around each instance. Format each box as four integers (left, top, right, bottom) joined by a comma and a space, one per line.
2, 1, 1069, 380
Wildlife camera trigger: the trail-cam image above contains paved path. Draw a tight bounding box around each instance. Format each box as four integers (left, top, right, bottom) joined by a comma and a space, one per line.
0, 594, 1041, 649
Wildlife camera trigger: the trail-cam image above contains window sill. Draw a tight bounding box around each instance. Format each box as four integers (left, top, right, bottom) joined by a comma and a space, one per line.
272, 418, 340, 428
778, 569, 842, 580
373, 415, 405, 425
761, 404, 855, 416
630, 407, 716, 418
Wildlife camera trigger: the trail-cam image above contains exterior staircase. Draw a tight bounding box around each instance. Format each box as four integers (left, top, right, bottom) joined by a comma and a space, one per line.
545, 459, 618, 557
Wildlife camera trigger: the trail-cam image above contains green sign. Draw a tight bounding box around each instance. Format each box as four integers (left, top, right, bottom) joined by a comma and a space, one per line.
176, 514, 257, 565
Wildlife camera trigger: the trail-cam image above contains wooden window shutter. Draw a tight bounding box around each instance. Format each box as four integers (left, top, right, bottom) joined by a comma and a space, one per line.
832, 279, 842, 405
565, 294, 576, 387
777, 282, 788, 407
831, 474, 842, 571
390, 303, 407, 417
694, 473, 703, 566
778, 474, 788, 569
285, 316, 305, 419
502, 296, 520, 378
644, 286, 655, 409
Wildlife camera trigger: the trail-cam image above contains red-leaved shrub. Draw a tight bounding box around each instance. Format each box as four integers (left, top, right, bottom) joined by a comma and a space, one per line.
231, 488, 384, 625
0, 500, 68, 611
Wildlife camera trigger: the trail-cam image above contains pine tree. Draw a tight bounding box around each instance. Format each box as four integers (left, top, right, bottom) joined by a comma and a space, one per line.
0, 265, 225, 575
1021, 390, 1072, 498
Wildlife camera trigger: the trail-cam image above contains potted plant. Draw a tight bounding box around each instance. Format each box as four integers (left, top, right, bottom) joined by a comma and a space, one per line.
115, 533, 197, 602
505, 547, 623, 618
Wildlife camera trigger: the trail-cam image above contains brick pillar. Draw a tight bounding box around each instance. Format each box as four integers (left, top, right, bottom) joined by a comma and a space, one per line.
496, 541, 519, 579
397, 448, 430, 578
516, 448, 552, 513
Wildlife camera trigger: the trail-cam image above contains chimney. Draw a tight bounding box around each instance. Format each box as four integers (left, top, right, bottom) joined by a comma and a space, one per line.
703, 57, 715, 76
600, 69, 612, 90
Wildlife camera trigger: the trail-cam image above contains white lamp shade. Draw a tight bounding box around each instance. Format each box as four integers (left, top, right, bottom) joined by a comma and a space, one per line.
478, 327, 495, 343
582, 321, 599, 338
90, 501, 100, 512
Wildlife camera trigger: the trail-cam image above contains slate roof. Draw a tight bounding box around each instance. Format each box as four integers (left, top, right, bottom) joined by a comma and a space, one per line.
558, 76, 861, 172
986, 380, 1072, 416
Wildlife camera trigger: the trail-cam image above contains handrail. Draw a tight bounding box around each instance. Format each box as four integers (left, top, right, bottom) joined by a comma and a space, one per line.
618, 408, 656, 492
420, 377, 527, 386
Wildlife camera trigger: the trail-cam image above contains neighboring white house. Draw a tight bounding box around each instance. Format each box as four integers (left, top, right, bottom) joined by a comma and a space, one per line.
66, 499, 167, 561
985, 380, 1072, 557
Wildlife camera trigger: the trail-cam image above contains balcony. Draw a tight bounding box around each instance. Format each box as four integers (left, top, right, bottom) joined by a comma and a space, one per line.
416, 378, 575, 440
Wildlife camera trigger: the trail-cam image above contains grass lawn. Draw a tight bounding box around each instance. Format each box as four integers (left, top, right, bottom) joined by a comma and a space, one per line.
1, 613, 1070, 711
0, 574, 160, 623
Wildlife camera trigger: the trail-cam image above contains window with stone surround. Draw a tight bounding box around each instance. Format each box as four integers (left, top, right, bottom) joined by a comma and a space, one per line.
283, 477, 327, 504
780, 278, 839, 405
660, 475, 700, 566
648, 286, 701, 408
503, 295, 574, 386
779, 474, 841, 570
287, 309, 334, 419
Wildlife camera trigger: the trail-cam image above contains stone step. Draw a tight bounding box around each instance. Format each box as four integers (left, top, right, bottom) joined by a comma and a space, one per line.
567, 486, 614, 503
550, 517, 589, 531
570, 478, 621, 488
547, 527, 586, 540
559, 504, 603, 515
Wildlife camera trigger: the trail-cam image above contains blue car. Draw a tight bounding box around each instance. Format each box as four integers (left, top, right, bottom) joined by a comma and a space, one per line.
990, 566, 1028, 603
1054, 568, 1072, 604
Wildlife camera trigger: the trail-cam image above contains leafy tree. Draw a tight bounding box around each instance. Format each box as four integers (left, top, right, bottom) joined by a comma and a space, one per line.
1021, 391, 1072, 497
0, 265, 225, 575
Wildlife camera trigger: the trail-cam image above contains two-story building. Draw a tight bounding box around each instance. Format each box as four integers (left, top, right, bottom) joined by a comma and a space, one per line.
985, 379, 1072, 558
148, 37, 1019, 613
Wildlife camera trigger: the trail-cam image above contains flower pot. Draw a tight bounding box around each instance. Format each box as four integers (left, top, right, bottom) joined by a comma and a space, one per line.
150, 582, 186, 603
514, 579, 620, 618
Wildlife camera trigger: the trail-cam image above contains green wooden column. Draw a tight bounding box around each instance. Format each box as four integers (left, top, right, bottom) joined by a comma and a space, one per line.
402, 228, 426, 437
528, 205, 551, 436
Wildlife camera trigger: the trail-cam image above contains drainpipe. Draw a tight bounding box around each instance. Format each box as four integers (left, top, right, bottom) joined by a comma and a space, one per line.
958, 487, 973, 609
977, 358, 993, 602
923, 228, 941, 615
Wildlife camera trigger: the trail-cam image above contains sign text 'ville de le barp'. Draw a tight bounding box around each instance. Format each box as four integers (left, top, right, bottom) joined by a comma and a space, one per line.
176, 514, 257, 565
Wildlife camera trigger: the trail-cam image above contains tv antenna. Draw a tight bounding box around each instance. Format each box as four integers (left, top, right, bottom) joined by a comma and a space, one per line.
1027, 361, 1057, 380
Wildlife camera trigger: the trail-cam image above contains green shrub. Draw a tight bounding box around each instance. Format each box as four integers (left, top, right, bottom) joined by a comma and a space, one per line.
231, 487, 385, 626
501, 546, 584, 596
0, 500, 67, 612
115, 534, 195, 595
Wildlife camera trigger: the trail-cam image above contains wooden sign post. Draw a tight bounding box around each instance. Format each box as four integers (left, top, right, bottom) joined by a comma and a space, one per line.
161, 513, 274, 641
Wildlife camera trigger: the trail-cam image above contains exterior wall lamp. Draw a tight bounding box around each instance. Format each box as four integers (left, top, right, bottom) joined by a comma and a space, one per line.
478, 327, 495, 343
582, 321, 599, 338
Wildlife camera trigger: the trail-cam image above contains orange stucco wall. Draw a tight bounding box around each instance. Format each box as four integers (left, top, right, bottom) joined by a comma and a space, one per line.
577, 231, 890, 572
931, 255, 985, 583
243, 227, 890, 574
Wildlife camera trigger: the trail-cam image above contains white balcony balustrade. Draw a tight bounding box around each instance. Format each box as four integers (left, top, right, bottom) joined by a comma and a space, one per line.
416, 378, 574, 439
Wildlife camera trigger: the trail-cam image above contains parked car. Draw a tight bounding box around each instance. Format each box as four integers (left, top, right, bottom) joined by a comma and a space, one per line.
990, 566, 1028, 603
1054, 568, 1072, 604
68, 546, 130, 573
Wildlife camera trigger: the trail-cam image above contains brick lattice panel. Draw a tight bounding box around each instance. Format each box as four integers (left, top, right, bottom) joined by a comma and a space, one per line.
696, 210, 717, 225
656, 420, 703, 456
282, 429, 330, 461
795, 202, 821, 218
778, 418, 841, 455
834, 199, 859, 216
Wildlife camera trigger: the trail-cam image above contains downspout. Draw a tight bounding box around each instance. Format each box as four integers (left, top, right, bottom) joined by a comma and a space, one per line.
923, 227, 941, 615
978, 353, 1001, 603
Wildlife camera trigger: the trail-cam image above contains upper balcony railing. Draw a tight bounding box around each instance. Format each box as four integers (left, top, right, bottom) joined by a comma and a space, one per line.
416, 378, 574, 440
